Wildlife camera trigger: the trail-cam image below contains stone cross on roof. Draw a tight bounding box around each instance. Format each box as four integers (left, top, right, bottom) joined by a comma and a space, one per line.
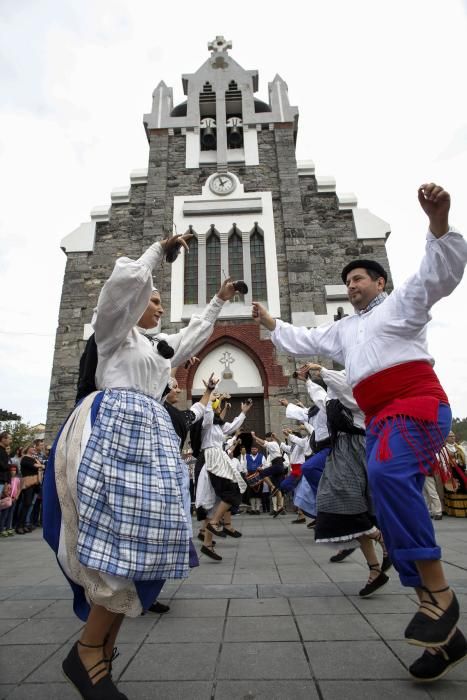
208, 36, 232, 55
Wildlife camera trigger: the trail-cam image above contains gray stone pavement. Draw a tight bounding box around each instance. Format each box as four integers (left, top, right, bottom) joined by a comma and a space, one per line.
1, 512, 466, 699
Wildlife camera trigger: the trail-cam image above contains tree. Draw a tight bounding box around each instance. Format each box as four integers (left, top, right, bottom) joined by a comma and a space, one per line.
0, 409, 21, 421
452, 417, 467, 443
0, 421, 36, 455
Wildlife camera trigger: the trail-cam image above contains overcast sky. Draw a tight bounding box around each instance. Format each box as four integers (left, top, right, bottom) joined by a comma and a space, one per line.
1, 0, 466, 425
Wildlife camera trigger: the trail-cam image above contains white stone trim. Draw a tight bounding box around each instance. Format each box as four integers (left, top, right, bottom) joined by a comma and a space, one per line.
316, 175, 336, 193
353, 208, 391, 240
183, 198, 262, 216
111, 186, 130, 204
243, 128, 259, 166
338, 192, 358, 210
90, 205, 110, 222
130, 168, 148, 185
61, 222, 96, 254
297, 160, 315, 176
325, 284, 348, 300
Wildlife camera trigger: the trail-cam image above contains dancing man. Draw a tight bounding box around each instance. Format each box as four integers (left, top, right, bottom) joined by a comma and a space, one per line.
253, 183, 467, 682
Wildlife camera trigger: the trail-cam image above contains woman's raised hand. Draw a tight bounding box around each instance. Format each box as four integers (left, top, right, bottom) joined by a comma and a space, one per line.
161, 233, 193, 261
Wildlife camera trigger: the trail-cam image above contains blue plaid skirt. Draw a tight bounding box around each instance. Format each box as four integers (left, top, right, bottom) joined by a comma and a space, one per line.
77, 389, 190, 580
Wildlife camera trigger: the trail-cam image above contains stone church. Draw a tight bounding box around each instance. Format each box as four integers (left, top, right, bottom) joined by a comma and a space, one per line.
46, 36, 391, 440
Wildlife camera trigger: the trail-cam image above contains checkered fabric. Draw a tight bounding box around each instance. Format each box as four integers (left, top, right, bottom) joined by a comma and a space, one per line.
77, 389, 189, 581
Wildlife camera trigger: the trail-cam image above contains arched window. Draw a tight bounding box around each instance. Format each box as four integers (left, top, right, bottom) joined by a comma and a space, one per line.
228, 229, 244, 298
250, 227, 267, 300
184, 234, 198, 304
206, 229, 221, 301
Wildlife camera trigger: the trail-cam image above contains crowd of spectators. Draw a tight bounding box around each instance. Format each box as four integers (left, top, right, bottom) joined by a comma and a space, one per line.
0, 432, 48, 537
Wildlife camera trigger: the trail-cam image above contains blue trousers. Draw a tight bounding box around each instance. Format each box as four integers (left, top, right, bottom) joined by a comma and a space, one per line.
366, 403, 451, 588
301, 448, 330, 495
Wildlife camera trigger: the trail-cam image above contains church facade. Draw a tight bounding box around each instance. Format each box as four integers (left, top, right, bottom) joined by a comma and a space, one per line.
46, 36, 392, 440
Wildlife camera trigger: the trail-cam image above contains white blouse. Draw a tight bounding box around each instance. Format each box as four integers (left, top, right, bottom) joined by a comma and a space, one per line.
93, 242, 225, 399
280, 434, 309, 464
201, 404, 246, 450
319, 368, 365, 429
286, 399, 329, 442
272, 229, 467, 387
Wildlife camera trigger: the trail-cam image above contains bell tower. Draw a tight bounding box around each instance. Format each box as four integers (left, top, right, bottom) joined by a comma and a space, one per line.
46, 36, 391, 441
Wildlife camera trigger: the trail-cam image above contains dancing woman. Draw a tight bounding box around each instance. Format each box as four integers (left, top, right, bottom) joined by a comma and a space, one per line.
43, 233, 237, 700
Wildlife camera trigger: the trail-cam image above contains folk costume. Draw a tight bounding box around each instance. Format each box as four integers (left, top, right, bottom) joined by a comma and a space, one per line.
271, 227, 467, 591
196, 404, 247, 511
295, 385, 331, 502
311, 369, 376, 546
43, 241, 225, 620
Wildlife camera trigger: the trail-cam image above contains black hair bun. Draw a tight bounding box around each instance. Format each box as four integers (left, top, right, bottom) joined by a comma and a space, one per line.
233, 280, 248, 294
157, 339, 175, 359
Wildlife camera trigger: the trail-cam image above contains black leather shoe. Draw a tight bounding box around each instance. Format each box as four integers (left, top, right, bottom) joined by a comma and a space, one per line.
197, 532, 216, 545
359, 571, 389, 598
148, 601, 170, 614
62, 642, 128, 699
223, 528, 242, 538
201, 545, 222, 561
329, 548, 355, 563
291, 518, 306, 524
381, 555, 392, 572
409, 628, 467, 682
206, 522, 226, 537
405, 588, 460, 647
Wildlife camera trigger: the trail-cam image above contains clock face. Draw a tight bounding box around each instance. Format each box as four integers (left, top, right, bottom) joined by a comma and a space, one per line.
209, 173, 235, 196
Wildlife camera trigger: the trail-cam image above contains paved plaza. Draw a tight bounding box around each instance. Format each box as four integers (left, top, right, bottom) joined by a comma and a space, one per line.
0, 512, 466, 699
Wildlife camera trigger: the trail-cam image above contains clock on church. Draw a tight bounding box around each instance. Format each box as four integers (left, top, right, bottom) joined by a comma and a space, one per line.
209, 173, 236, 196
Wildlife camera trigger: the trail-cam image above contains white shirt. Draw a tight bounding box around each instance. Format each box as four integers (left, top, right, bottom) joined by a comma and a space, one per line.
94, 242, 225, 399
201, 404, 246, 450
272, 229, 467, 387
280, 434, 309, 464
320, 368, 365, 429
263, 440, 282, 464
286, 400, 329, 442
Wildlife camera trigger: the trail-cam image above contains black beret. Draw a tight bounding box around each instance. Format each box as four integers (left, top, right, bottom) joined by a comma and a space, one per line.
341, 259, 388, 284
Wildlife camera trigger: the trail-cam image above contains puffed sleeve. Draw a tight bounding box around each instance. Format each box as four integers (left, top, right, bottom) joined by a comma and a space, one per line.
305, 379, 327, 411
392, 228, 467, 329
285, 404, 309, 423
157, 296, 225, 368
272, 318, 345, 365
320, 369, 359, 412
93, 242, 163, 357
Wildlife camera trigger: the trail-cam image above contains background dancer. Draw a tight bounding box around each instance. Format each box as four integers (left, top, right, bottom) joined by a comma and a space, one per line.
197, 398, 251, 560
43, 232, 238, 700
300, 363, 390, 597
252, 182, 467, 683
250, 432, 286, 516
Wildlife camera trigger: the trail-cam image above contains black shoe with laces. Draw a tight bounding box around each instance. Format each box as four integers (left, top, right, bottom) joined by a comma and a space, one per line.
409, 628, 467, 682
405, 587, 460, 647
201, 545, 222, 561
381, 555, 392, 572
223, 528, 242, 538
359, 565, 389, 598
62, 642, 128, 700
329, 548, 355, 563
148, 601, 170, 614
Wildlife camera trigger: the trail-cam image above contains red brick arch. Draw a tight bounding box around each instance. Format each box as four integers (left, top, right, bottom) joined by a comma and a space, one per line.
175, 322, 289, 399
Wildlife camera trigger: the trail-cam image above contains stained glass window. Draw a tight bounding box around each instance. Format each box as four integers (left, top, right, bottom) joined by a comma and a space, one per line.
183, 235, 198, 304
228, 231, 244, 299
206, 230, 221, 301
251, 229, 267, 300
